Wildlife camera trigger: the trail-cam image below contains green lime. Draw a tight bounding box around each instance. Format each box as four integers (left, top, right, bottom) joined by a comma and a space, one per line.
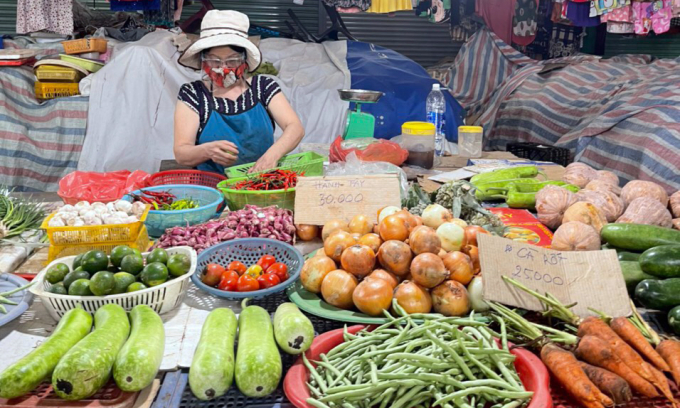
147, 248, 169, 265
68, 279, 93, 296
89, 271, 116, 296
46, 263, 70, 284
167, 253, 191, 277
110, 245, 136, 268
80, 250, 109, 273
47, 282, 67, 295
63, 270, 90, 289
140, 262, 169, 287
112, 272, 137, 294
73, 266, 84, 273
120, 254, 145, 276
126, 282, 148, 292
72, 253, 85, 269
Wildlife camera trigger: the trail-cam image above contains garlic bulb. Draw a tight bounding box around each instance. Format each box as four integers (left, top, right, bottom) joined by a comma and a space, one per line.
73, 218, 85, 227
89, 217, 103, 225
114, 211, 129, 219
93, 205, 108, 215
131, 201, 146, 217
91, 202, 107, 211
114, 200, 133, 214
124, 216, 138, 223
74, 201, 91, 211
59, 204, 75, 213
106, 202, 116, 213
61, 212, 78, 222
48, 217, 66, 227
79, 207, 93, 216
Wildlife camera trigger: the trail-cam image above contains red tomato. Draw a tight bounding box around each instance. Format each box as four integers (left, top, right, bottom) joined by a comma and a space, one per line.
228, 261, 247, 275
202, 263, 225, 287
257, 255, 276, 271
267, 262, 289, 281
237, 274, 260, 292
257, 273, 281, 289
221, 270, 239, 281
217, 274, 238, 291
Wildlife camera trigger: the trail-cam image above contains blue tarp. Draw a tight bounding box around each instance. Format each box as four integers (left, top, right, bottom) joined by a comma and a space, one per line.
346, 42, 465, 142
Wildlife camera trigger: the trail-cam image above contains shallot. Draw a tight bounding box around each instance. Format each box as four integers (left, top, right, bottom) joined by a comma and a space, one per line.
153, 204, 295, 253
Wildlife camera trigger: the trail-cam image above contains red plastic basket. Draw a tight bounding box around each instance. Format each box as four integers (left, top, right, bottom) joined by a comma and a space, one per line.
149, 170, 226, 189
283, 325, 552, 408
0, 380, 137, 408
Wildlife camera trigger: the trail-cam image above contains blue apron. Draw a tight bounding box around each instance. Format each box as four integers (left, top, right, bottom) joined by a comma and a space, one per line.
196, 95, 275, 175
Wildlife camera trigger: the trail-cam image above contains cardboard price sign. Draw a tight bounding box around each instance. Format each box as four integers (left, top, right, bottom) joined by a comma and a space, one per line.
294, 174, 401, 225
478, 234, 632, 318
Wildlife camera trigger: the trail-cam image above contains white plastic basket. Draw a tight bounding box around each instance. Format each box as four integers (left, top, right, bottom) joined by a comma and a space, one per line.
30, 246, 197, 321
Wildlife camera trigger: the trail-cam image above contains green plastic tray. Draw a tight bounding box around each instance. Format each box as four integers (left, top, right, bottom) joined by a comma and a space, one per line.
286, 281, 392, 324
59, 54, 104, 73
224, 151, 326, 178
217, 178, 295, 211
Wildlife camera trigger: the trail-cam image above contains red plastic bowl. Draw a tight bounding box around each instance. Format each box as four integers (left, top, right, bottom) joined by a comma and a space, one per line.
284, 325, 552, 408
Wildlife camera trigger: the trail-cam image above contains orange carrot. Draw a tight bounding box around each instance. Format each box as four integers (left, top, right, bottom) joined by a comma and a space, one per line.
578, 362, 632, 405
576, 335, 659, 398
541, 343, 614, 408
610, 317, 671, 372
658, 340, 680, 386
578, 317, 655, 382
646, 362, 677, 407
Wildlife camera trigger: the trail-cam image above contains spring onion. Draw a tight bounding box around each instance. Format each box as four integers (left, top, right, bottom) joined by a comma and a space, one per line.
0, 188, 45, 240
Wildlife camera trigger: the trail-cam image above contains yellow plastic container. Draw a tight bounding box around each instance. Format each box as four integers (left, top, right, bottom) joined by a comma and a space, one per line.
35, 81, 80, 99
47, 225, 151, 263
401, 122, 436, 169
62, 38, 108, 55
458, 125, 484, 158
35, 65, 83, 82
41, 205, 150, 246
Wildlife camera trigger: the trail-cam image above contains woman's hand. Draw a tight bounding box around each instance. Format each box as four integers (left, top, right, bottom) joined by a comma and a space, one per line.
202, 141, 239, 167
250, 151, 281, 173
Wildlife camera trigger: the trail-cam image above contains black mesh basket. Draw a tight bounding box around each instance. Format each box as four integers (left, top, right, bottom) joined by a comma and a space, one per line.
506, 142, 572, 166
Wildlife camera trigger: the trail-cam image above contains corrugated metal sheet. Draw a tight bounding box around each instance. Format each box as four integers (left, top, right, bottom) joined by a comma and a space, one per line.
0, 1, 17, 35
179, 0, 318, 33
332, 10, 463, 67
604, 32, 680, 59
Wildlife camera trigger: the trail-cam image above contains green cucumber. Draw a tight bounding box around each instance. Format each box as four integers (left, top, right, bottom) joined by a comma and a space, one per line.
620, 261, 657, 296
639, 245, 680, 278
0, 309, 92, 399
235, 300, 281, 397
189, 309, 237, 400
113, 305, 165, 392
601, 224, 680, 252
635, 278, 680, 311
52, 304, 130, 400
668, 306, 680, 336
273, 303, 314, 355
618, 252, 641, 262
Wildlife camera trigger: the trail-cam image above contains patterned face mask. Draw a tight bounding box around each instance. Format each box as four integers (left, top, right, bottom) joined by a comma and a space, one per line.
202, 62, 247, 88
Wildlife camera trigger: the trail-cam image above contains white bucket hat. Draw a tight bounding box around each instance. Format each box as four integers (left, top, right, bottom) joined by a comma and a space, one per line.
179, 10, 262, 72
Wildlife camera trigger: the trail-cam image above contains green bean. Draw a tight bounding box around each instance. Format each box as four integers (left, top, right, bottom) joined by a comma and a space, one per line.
306, 398, 332, 408
385, 353, 441, 363
434, 386, 533, 407
327, 359, 358, 388
303, 353, 328, 393
391, 385, 425, 408
318, 380, 428, 402
307, 382, 322, 398
378, 388, 397, 408
0, 295, 18, 305
500, 401, 523, 408
424, 330, 476, 380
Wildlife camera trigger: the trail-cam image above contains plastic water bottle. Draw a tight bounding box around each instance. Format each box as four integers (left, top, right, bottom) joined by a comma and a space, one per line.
426, 84, 446, 158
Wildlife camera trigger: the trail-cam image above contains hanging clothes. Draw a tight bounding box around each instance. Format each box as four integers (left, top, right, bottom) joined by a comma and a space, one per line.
512, 0, 539, 46
590, 0, 619, 17
323, 0, 372, 11
366, 0, 413, 13
672, 0, 680, 16
16, 0, 73, 35
565, 1, 601, 27
475, 0, 514, 43
651, 0, 672, 34
632, 2, 654, 34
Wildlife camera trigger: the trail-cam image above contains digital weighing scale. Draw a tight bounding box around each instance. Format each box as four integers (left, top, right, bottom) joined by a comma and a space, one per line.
338, 89, 384, 140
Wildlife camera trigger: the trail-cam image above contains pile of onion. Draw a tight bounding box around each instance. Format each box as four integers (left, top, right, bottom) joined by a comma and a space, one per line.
393, 281, 432, 314
409, 225, 441, 255
410, 253, 448, 288
441, 251, 474, 285
431, 280, 470, 317
301, 256, 336, 293
358, 233, 382, 253
348, 214, 373, 235
324, 230, 356, 262
321, 270, 357, 310
379, 214, 410, 242
377, 240, 412, 276
322, 219, 350, 241
341, 244, 376, 278
352, 278, 394, 316
367, 269, 399, 289
296, 224, 319, 241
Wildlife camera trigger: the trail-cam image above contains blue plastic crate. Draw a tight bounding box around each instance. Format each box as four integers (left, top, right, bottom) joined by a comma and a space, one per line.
123, 185, 224, 237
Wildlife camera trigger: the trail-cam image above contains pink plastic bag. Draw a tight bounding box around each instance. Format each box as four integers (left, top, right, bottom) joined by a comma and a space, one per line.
329, 136, 409, 166
58, 170, 151, 204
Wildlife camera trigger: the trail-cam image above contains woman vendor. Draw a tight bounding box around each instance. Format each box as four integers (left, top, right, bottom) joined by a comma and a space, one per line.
174, 10, 304, 174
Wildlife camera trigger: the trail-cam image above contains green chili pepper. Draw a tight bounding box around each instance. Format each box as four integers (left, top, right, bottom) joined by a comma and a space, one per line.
474, 178, 543, 201
504, 181, 580, 209
470, 166, 544, 185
